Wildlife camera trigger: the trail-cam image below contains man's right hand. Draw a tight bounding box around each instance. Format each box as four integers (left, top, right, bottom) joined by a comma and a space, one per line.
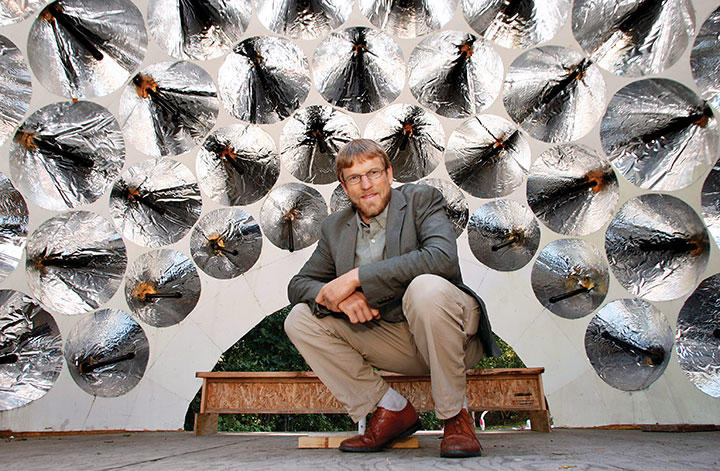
338, 291, 380, 324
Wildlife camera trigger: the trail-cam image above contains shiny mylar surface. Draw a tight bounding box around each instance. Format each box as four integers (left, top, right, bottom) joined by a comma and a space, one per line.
605, 194, 709, 302
64, 308, 149, 397
125, 249, 200, 327
25, 211, 127, 315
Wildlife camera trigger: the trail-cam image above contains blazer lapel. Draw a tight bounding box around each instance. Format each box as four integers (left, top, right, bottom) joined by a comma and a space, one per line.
336, 212, 357, 276
385, 188, 407, 258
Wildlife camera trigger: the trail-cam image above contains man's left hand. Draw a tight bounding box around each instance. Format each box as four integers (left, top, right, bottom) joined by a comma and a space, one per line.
315, 268, 360, 312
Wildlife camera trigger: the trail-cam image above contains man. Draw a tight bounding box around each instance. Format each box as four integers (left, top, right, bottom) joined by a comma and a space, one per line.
285, 139, 500, 458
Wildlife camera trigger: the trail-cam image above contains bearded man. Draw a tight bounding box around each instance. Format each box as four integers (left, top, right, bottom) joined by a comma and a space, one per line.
285, 139, 499, 458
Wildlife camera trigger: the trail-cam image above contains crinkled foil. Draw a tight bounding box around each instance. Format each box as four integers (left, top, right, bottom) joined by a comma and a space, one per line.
0, 35, 32, 148
572, 0, 695, 76
27, 0, 147, 98
365, 104, 444, 183
64, 308, 149, 397
692, 7, 720, 112
260, 183, 327, 252
409, 31, 502, 118
463, 0, 570, 49
109, 158, 202, 248
219, 36, 310, 124
256, 0, 352, 40
503, 45, 605, 143
147, 0, 251, 60
25, 211, 127, 315
0, 173, 28, 282
585, 298, 673, 391
0, 290, 62, 411
197, 124, 279, 205
418, 178, 467, 238
605, 194, 710, 302
444, 114, 531, 198
330, 183, 351, 213
531, 239, 609, 319
118, 61, 219, 157
676, 273, 720, 398
527, 144, 618, 236
190, 208, 262, 279
701, 158, 720, 248
280, 105, 360, 185
1, 0, 45, 24
359, 0, 457, 39
312, 26, 405, 114
601, 78, 718, 191
468, 199, 539, 272
10, 100, 125, 211
125, 249, 200, 327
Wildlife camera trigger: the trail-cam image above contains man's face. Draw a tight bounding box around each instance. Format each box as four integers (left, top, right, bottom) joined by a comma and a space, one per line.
340, 156, 393, 223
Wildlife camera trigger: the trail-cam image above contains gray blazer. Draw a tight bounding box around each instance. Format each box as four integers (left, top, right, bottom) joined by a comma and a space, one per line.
288, 184, 501, 357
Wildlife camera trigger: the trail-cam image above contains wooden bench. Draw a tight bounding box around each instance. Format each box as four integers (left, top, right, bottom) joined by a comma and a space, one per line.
194, 368, 551, 439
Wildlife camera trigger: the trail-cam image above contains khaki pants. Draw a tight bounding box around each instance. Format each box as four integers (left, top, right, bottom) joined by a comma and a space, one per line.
284, 274, 484, 422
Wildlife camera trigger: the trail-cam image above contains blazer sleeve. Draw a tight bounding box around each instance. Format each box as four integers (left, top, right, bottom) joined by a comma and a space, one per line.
358, 186, 460, 308
287, 223, 337, 315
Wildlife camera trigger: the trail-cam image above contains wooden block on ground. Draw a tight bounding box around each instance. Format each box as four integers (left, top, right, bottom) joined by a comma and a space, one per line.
298, 435, 418, 449
194, 413, 219, 436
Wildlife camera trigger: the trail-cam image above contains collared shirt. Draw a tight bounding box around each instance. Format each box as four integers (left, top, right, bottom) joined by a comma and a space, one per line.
354, 205, 388, 268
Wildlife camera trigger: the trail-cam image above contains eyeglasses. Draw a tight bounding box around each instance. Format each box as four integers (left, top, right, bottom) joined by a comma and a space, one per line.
343, 168, 386, 186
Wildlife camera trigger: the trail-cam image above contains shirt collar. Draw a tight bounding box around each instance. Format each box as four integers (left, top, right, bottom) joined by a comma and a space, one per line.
356, 204, 389, 231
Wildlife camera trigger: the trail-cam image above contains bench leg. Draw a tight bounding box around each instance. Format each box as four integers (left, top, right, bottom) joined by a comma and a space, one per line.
194, 413, 219, 436
529, 410, 551, 432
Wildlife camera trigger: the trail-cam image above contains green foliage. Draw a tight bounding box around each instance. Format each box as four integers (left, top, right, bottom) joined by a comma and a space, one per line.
184, 305, 528, 432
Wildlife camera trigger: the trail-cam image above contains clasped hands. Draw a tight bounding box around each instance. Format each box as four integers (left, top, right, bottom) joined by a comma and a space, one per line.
315, 268, 380, 324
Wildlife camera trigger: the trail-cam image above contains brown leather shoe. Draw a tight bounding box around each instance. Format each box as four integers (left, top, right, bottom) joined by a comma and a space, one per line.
338, 402, 421, 452
441, 408, 483, 458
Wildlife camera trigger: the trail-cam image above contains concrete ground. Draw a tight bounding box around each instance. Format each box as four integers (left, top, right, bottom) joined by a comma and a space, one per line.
2, 429, 719, 471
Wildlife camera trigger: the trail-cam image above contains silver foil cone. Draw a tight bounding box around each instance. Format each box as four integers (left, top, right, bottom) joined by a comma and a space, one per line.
64, 308, 149, 397
531, 238, 609, 319
444, 114, 531, 198
27, 0, 147, 98
409, 30, 502, 119
676, 273, 720, 398
0, 290, 62, 411
585, 298, 673, 391
147, 0, 251, 60
503, 45, 605, 143
190, 207, 262, 279
601, 78, 718, 191
605, 194, 710, 302
119, 61, 219, 157
260, 183, 327, 252
0, 35, 32, 148
468, 199, 540, 272
219, 35, 310, 124
572, 0, 695, 76
198, 124, 279, 205
110, 158, 202, 248
312, 26, 405, 114
463, 0, 570, 49
692, 7, 720, 112
125, 249, 201, 327
359, 0, 457, 39
10, 100, 125, 210
25, 210, 127, 315
0, 172, 28, 282
527, 144, 618, 236
256, 0, 352, 40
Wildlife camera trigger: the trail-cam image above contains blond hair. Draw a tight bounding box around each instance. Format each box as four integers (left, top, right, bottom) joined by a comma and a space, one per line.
335, 139, 391, 181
